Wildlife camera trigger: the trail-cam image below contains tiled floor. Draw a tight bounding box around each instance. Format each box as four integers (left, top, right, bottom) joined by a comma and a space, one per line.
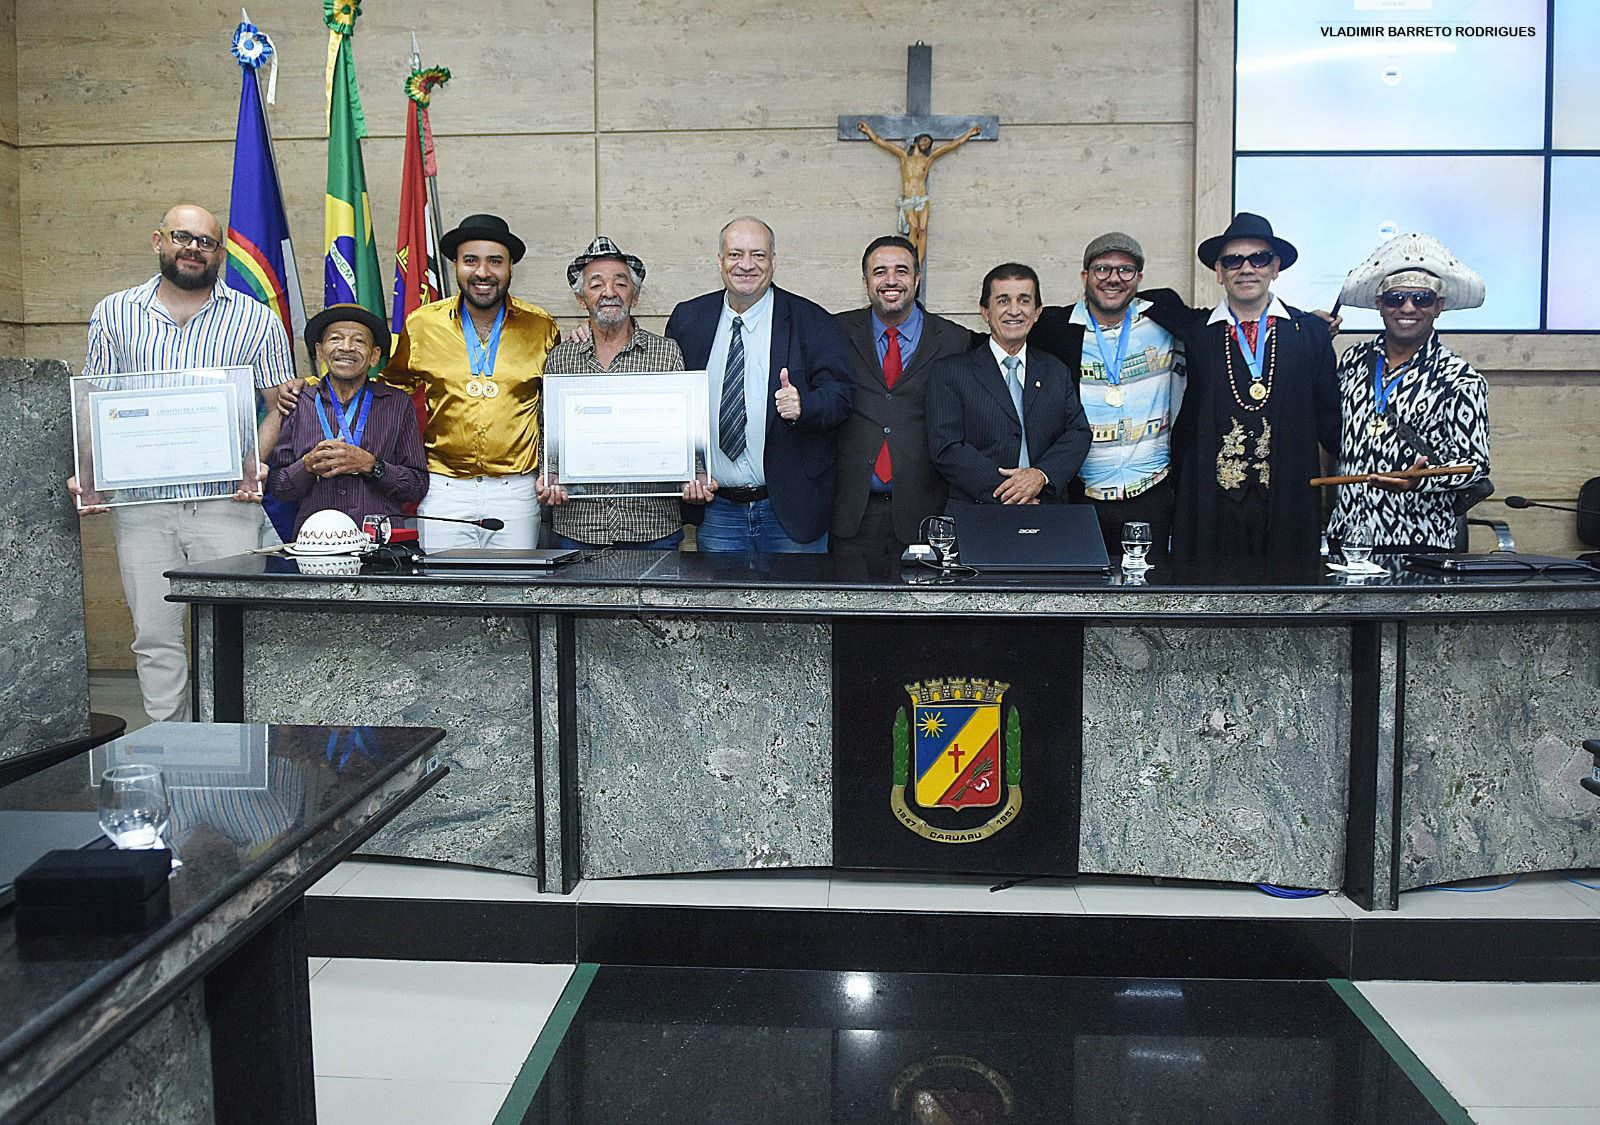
305, 861, 1600, 1124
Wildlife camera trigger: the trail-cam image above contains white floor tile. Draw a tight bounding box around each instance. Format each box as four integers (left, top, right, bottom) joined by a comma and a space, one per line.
829, 872, 1085, 914
1073, 877, 1349, 917
314, 1076, 509, 1125
1359, 981, 1600, 1110
577, 870, 830, 909
310, 958, 573, 1085
1467, 1110, 1600, 1124
1388, 873, 1600, 919
87, 670, 149, 734
308, 860, 368, 897
337, 859, 564, 902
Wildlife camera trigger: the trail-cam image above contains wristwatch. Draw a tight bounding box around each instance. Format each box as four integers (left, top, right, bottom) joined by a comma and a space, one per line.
368, 456, 386, 481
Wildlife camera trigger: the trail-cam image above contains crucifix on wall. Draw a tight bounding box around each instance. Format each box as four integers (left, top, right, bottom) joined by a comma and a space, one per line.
838, 42, 999, 269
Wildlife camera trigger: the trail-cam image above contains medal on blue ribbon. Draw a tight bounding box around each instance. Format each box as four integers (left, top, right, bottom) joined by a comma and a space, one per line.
462, 303, 506, 391
1228, 307, 1272, 400
311, 379, 373, 446
1089, 306, 1133, 408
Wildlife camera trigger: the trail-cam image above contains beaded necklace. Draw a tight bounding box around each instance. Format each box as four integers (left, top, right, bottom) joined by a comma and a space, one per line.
1223, 321, 1276, 411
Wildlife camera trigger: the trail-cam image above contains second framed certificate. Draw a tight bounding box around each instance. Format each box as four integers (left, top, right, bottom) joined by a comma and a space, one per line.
542, 371, 710, 497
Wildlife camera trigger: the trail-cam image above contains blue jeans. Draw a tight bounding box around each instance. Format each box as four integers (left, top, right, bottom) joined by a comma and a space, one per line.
696, 497, 827, 554
552, 530, 683, 551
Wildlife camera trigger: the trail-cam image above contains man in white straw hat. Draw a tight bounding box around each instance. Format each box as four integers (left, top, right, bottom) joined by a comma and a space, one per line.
1327, 232, 1490, 553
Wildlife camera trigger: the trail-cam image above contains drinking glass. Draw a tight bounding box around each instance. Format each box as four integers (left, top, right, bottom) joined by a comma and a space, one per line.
1121, 521, 1153, 571
99, 765, 169, 850
923, 515, 958, 567
1341, 512, 1376, 570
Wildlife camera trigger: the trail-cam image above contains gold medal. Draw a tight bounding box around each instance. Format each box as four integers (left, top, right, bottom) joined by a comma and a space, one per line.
482, 380, 500, 399
1248, 382, 1267, 401
1370, 417, 1388, 435
465, 379, 483, 398
1105, 385, 1125, 407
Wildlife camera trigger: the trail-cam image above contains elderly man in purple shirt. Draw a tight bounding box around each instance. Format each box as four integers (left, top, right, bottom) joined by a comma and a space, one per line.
267, 304, 428, 535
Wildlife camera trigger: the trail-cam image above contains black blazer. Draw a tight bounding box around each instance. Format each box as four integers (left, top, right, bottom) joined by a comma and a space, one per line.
666, 286, 853, 543
831, 306, 980, 543
925, 343, 1091, 506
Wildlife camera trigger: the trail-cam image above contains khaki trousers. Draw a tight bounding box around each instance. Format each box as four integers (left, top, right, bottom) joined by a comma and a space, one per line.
109, 501, 266, 722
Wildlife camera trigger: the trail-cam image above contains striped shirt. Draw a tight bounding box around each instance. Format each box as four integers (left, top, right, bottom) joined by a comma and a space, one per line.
544, 324, 689, 546
82, 276, 295, 500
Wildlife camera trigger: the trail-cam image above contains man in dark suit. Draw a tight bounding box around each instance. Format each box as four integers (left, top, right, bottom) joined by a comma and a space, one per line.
832, 235, 979, 575
926, 263, 1091, 506
666, 216, 853, 552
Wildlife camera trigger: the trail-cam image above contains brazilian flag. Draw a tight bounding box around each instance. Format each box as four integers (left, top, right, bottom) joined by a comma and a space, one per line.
323, 0, 385, 321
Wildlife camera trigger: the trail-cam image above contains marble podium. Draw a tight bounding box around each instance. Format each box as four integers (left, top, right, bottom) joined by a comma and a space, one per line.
166, 552, 1600, 910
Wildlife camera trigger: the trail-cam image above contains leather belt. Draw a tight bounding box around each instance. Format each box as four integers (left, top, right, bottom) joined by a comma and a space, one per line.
718, 485, 769, 503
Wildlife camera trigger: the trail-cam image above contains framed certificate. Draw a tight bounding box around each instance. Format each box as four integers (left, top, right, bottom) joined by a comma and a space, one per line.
542, 371, 711, 497
70, 367, 263, 509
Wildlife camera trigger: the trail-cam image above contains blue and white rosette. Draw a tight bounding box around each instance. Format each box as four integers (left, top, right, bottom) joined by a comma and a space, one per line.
232, 18, 279, 104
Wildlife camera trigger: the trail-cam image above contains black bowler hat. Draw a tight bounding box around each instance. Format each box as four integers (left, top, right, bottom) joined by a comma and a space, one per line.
304, 303, 391, 367
440, 213, 526, 263
1197, 212, 1298, 270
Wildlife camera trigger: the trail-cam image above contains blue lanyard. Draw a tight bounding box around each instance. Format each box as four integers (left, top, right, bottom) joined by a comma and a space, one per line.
1227, 307, 1271, 382
311, 380, 373, 446
462, 302, 506, 378
1088, 306, 1133, 387
1372, 353, 1409, 417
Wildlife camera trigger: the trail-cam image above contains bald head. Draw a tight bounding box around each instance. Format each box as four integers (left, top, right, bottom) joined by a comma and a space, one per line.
153, 203, 224, 292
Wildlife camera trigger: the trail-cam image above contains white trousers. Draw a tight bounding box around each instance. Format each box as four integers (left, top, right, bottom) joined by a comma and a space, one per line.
416, 472, 540, 551
110, 501, 267, 723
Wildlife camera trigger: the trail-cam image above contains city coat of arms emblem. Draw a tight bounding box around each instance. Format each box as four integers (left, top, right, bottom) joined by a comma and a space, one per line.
890, 678, 1022, 843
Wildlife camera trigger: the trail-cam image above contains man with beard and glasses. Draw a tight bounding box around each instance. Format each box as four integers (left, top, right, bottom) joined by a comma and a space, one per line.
69, 202, 295, 722
1026, 232, 1185, 558
382, 213, 560, 551
1324, 233, 1490, 553
831, 234, 978, 576
267, 304, 428, 536
537, 236, 712, 550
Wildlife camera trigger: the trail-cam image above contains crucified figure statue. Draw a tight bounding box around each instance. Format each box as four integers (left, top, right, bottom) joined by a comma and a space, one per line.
857, 120, 981, 265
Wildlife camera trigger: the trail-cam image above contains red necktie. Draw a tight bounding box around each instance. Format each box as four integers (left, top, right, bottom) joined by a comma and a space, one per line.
873, 329, 902, 485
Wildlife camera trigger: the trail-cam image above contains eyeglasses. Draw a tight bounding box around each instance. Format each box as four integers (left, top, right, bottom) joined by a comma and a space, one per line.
1088, 263, 1139, 280
1218, 250, 1276, 271
1378, 289, 1439, 309
162, 229, 222, 252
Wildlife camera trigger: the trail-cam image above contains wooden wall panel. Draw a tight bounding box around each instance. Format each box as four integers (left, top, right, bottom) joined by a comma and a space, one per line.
0, 0, 15, 147
0, 140, 17, 323
597, 124, 1193, 319
78, 515, 132, 670
596, 0, 1195, 131
16, 0, 593, 145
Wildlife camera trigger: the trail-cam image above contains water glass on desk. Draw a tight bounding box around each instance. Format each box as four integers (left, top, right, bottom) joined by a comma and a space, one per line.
98, 765, 169, 850
1121, 521, 1153, 571
922, 515, 958, 568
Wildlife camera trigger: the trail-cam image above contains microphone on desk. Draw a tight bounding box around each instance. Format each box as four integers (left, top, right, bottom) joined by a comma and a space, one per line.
401, 514, 505, 531
1502, 496, 1600, 518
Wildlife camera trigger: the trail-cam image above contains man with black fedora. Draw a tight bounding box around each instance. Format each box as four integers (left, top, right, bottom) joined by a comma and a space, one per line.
1143, 212, 1339, 565
538, 236, 713, 550
267, 303, 427, 536
383, 213, 560, 551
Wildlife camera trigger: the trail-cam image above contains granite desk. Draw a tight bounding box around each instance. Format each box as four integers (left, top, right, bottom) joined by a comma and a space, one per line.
0, 722, 445, 1124
166, 553, 1600, 910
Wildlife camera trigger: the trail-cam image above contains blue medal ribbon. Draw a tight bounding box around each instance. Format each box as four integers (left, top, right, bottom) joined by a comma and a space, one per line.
1227, 307, 1271, 384
1372, 353, 1408, 419
311, 379, 373, 446
461, 301, 506, 379
1088, 306, 1133, 389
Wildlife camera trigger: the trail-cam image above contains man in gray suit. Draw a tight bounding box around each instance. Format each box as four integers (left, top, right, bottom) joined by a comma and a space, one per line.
927, 263, 1092, 506
832, 235, 978, 575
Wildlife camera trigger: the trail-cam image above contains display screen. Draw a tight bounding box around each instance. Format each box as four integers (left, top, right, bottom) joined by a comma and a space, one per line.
1235, 0, 1592, 332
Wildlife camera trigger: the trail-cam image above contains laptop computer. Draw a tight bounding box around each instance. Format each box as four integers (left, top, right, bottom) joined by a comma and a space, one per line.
950, 502, 1111, 573
1404, 552, 1598, 576
418, 548, 581, 570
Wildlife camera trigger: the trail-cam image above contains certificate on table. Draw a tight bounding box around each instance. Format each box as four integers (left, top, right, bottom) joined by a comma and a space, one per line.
543, 371, 710, 497
70, 367, 262, 508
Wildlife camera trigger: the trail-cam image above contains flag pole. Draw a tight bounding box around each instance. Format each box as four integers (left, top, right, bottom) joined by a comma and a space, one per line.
412, 31, 452, 298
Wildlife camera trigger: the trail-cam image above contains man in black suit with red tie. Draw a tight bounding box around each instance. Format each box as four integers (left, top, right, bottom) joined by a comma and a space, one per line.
926, 263, 1091, 506
832, 235, 979, 575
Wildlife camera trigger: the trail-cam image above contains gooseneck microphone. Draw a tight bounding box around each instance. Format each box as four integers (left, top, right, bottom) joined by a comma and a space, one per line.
1503, 496, 1600, 518
396, 514, 505, 531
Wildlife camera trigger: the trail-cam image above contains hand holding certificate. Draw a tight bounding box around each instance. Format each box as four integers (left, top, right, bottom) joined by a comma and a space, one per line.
541, 371, 711, 498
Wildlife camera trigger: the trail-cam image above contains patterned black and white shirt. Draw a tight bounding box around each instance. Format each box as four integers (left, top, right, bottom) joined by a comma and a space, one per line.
1328, 332, 1490, 551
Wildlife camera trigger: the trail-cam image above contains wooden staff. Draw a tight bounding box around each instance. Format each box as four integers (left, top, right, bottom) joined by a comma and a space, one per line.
1310, 464, 1478, 487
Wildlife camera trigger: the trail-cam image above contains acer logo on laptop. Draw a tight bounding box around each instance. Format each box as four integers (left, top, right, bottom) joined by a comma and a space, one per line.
1017, 528, 1041, 535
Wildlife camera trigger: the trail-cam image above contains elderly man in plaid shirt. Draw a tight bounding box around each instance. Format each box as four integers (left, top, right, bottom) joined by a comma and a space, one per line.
537, 237, 714, 549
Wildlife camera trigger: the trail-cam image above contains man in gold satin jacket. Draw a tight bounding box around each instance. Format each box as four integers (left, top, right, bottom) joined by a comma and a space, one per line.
383, 213, 560, 550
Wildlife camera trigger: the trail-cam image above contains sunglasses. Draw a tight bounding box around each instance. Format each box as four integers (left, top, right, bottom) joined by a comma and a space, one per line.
1218, 250, 1276, 271
1379, 289, 1439, 309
